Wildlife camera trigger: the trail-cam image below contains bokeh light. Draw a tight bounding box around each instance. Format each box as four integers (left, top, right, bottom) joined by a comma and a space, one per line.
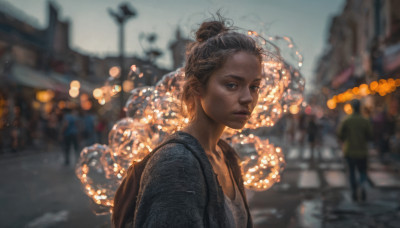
70, 80, 81, 89
109, 66, 121, 78
344, 103, 353, 114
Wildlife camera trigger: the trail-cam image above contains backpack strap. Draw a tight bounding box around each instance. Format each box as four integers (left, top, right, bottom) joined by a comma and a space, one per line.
112, 137, 203, 228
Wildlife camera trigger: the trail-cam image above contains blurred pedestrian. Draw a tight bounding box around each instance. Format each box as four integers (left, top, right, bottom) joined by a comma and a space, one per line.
371, 108, 382, 150
10, 106, 24, 152
61, 108, 79, 165
298, 112, 307, 157
338, 100, 372, 202
95, 116, 107, 144
307, 115, 319, 166
372, 106, 393, 162
46, 107, 60, 150
284, 114, 296, 145
82, 109, 96, 147
298, 112, 307, 146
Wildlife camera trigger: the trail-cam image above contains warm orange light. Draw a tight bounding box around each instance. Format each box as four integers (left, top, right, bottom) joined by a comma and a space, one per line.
327, 99, 336, 109
58, 101, 66, 109
289, 105, 300, 114
344, 103, 353, 114
359, 84, 369, 96
69, 87, 79, 98
109, 66, 120, 78
123, 80, 134, 92
382, 81, 390, 93
81, 100, 92, 110
333, 95, 338, 103
93, 88, 103, 99
36, 90, 54, 103
390, 84, 396, 92
395, 79, 400, 87
344, 91, 353, 102
337, 94, 344, 103
44, 102, 52, 114
248, 31, 258, 36
327, 78, 398, 110
370, 81, 378, 91
32, 100, 40, 110
70, 80, 80, 89
352, 87, 359, 95
80, 93, 89, 102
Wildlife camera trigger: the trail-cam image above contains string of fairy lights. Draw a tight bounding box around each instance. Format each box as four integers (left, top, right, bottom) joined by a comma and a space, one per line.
327, 78, 400, 113
75, 30, 305, 212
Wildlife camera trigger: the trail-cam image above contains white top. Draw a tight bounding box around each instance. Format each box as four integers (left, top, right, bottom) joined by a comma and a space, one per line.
223, 168, 248, 227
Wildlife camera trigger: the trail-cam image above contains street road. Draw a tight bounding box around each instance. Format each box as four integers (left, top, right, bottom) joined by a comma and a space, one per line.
1, 134, 399, 228
0, 150, 110, 228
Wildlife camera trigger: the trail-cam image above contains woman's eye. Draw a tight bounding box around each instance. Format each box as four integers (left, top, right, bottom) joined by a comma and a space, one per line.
251, 85, 260, 92
226, 83, 238, 89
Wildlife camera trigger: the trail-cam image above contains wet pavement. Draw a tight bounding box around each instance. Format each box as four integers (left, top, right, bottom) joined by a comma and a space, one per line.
247, 134, 400, 228
0, 148, 110, 228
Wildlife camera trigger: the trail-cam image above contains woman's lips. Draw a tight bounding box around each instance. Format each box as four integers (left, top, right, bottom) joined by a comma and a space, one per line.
233, 111, 250, 119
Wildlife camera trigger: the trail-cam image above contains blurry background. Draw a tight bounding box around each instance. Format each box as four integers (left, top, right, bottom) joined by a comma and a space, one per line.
1, 0, 400, 227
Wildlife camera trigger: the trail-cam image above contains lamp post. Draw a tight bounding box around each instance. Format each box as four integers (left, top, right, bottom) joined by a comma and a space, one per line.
108, 3, 137, 115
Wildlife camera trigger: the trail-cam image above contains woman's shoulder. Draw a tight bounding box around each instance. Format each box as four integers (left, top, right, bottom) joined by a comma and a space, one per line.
146, 142, 200, 171
139, 141, 206, 193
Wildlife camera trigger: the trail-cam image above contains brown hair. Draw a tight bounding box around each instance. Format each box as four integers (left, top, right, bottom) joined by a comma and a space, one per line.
182, 16, 264, 119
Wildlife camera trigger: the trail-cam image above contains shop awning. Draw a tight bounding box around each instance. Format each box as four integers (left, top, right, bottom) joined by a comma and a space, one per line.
8, 64, 97, 94
384, 43, 400, 73
10, 64, 56, 90
331, 65, 354, 89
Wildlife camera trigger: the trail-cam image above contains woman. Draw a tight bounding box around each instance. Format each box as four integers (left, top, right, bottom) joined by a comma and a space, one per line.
114, 17, 264, 228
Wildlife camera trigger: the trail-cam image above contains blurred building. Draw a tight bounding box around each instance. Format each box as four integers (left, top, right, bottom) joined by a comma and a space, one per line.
0, 1, 172, 113
314, 0, 400, 115
169, 27, 192, 69
0, 1, 180, 151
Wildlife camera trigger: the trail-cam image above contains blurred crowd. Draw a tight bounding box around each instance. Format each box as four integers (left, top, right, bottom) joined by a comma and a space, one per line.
283, 106, 400, 163
0, 91, 110, 155
2, 87, 400, 166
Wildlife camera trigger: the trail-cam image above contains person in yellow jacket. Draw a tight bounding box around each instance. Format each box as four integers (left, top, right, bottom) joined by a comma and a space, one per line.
338, 99, 373, 202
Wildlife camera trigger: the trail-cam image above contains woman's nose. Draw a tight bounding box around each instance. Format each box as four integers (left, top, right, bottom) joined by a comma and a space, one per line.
239, 88, 253, 104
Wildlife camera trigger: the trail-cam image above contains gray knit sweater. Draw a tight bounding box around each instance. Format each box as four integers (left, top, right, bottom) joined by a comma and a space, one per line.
132, 131, 253, 228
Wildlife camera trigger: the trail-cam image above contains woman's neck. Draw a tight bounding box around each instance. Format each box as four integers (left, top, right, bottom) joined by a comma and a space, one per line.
182, 115, 225, 155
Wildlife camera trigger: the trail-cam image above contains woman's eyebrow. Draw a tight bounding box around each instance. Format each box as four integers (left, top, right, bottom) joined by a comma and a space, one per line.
224, 75, 245, 82
224, 75, 261, 82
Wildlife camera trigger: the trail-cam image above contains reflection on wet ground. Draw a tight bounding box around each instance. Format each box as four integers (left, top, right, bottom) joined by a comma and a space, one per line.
323, 189, 400, 228
248, 133, 400, 228
297, 198, 322, 228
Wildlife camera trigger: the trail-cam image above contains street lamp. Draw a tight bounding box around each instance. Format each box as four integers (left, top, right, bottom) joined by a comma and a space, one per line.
108, 3, 137, 116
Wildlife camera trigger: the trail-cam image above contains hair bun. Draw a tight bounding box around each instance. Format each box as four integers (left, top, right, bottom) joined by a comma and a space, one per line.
195, 21, 227, 42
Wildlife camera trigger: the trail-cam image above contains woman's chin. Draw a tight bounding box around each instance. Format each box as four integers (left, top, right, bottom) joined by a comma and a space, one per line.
226, 122, 247, 130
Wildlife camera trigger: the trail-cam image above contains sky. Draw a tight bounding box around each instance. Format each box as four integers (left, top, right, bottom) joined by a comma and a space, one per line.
1, 0, 345, 92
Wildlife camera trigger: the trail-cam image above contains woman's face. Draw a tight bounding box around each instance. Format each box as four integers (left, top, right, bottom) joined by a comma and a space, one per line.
199, 51, 262, 129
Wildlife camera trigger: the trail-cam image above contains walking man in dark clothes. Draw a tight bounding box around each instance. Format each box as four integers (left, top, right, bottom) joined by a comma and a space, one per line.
338, 100, 372, 202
